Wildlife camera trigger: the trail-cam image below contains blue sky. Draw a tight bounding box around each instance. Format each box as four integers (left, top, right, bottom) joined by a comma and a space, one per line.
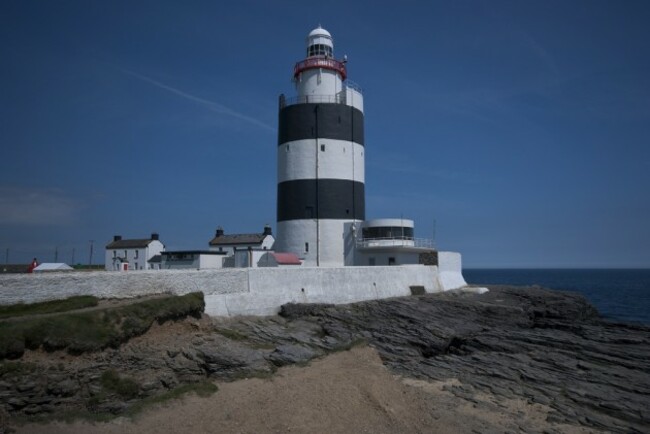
1, 0, 649, 267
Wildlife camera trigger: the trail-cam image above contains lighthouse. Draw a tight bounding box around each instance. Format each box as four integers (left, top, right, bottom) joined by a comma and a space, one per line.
275, 26, 365, 266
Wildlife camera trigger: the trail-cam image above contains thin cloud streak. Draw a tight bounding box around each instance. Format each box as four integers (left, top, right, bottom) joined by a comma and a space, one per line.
119, 68, 275, 132
0, 186, 80, 226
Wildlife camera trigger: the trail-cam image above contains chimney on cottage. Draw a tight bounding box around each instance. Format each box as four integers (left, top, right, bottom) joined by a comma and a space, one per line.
215, 226, 224, 237
151, 233, 159, 241
113, 235, 122, 242
263, 224, 272, 236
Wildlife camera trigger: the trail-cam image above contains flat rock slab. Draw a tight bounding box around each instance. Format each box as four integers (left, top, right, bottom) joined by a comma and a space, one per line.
276, 286, 650, 433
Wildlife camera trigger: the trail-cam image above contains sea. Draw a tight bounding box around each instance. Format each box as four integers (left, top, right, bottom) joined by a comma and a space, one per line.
463, 269, 650, 325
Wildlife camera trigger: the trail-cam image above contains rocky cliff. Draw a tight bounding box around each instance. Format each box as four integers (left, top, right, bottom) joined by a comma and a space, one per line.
1, 286, 648, 433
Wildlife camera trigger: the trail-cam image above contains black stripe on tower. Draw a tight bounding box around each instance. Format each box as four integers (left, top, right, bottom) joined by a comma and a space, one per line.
277, 179, 365, 221
278, 103, 364, 146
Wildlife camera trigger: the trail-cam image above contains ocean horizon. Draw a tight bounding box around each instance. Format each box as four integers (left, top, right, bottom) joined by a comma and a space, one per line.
464, 268, 650, 325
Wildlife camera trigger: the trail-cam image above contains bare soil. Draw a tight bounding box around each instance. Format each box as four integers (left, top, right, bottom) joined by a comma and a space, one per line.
16, 346, 592, 434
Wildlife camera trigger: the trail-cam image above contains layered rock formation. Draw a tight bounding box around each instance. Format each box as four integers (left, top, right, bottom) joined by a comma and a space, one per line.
1, 286, 648, 433
277, 286, 650, 432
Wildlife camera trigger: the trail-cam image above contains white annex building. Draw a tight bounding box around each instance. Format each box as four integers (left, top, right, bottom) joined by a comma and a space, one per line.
208, 225, 275, 256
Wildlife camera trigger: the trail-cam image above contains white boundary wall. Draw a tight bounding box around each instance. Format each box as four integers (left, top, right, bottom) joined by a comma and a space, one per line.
208, 265, 439, 316
0, 251, 469, 317
0, 269, 248, 306
437, 251, 468, 290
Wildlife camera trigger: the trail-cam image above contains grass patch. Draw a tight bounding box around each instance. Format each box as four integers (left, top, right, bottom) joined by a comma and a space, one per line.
0, 296, 99, 319
71, 381, 217, 421
0, 360, 36, 377
0, 292, 205, 359
100, 369, 139, 399
12, 380, 218, 425
72, 265, 105, 271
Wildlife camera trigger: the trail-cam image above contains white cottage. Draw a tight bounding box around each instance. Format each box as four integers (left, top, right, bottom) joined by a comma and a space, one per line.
208, 225, 272, 252
105, 233, 165, 271
206, 225, 274, 268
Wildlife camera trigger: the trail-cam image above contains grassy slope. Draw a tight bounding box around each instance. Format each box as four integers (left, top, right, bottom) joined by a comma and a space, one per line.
0, 296, 99, 319
0, 292, 205, 359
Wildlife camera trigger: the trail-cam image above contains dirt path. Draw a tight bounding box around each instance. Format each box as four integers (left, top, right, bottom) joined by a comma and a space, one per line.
16, 346, 591, 434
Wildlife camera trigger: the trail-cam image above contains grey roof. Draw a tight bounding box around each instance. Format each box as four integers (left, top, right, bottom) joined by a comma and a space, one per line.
209, 233, 267, 246
106, 239, 156, 249
162, 250, 227, 256
33, 263, 74, 272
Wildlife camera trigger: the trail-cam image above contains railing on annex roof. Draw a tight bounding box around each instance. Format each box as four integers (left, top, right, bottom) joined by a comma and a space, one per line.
355, 237, 436, 249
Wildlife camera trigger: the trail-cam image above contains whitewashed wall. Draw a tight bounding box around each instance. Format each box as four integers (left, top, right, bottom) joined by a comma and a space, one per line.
0, 252, 468, 317
0, 269, 247, 306
355, 251, 421, 266
437, 251, 468, 290
207, 265, 439, 316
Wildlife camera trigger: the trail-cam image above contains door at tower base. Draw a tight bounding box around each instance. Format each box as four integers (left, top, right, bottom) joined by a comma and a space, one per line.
276, 220, 360, 266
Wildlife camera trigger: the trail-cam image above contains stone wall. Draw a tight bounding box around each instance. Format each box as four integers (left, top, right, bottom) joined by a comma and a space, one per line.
207, 264, 441, 316
0, 269, 248, 305
0, 251, 469, 317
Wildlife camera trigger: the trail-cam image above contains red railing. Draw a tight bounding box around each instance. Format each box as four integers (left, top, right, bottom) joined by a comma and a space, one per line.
293, 57, 347, 80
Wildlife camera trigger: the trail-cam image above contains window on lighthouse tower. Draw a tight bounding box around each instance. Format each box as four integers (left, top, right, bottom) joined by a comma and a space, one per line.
308, 44, 332, 57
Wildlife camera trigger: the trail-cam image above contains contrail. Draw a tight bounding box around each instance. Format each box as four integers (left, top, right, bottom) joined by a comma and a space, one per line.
119, 68, 275, 132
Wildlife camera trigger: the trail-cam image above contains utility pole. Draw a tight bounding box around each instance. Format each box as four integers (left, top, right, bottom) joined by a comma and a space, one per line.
54, 246, 58, 262
88, 240, 94, 267
432, 218, 437, 246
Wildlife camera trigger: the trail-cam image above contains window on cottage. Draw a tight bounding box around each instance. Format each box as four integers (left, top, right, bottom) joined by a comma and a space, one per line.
305, 242, 309, 253
113, 250, 116, 258
135, 250, 139, 259
124, 250, 127, 258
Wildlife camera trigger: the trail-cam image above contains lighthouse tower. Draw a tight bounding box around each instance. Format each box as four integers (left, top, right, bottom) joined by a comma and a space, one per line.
275, 26, 365, 266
